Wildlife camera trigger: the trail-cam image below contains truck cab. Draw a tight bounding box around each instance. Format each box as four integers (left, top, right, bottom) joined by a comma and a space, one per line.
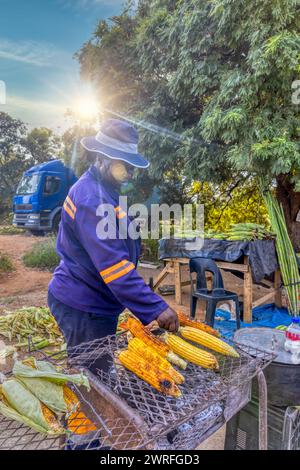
13, 160, 77, 234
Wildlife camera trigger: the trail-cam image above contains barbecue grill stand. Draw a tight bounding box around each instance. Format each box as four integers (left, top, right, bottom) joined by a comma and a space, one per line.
0, 335, 274, 450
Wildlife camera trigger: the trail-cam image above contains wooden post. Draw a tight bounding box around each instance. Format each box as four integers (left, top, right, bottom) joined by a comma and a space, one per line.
174, 260, 182, 305
274, 270, 282, 307
243, 256, 253, 323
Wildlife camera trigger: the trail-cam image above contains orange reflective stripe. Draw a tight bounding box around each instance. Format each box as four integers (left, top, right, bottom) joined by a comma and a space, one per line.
100, 260, 128, 278
66, 196, 77, 213
63, 202, 75, 220
103, 263, 135, 284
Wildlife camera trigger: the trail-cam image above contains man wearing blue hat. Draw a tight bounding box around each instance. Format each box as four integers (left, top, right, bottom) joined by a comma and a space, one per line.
48, 119, 178, 357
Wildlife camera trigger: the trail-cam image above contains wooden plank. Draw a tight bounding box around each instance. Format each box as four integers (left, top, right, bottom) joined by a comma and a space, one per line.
243, 256, 253, 323
163, 258, 249, 272
252, 291, 276, 309
215, 261, 249, 273
153, 266, 171, 290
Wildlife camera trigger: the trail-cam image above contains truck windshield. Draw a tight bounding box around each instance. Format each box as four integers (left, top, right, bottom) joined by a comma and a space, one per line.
16, 174, 40, 195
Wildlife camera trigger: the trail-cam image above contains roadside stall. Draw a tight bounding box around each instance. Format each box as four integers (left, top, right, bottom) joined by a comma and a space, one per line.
0, 317, 274, 451
154, 237, 281, 323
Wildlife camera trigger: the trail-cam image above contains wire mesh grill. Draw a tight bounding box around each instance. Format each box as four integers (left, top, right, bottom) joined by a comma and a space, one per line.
0, 332, 275, 450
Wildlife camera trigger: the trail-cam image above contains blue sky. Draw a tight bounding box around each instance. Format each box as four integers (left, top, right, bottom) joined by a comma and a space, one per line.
0, 0, 125, 130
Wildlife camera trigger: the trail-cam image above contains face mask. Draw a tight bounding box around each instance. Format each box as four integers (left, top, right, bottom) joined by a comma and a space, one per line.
110, 162, 129, 183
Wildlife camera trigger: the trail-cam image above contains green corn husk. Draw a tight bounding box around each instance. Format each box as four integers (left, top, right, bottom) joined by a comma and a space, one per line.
264, 191, 300, 316
0, 380, 65, 435
17, 377, 68, 414
13, 358, 90, 390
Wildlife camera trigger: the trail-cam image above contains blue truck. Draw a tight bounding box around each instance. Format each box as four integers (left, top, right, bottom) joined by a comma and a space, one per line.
13, 160, 77, 235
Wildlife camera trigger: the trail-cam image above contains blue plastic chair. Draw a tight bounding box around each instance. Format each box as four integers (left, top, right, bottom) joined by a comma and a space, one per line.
189, 257, 241, 329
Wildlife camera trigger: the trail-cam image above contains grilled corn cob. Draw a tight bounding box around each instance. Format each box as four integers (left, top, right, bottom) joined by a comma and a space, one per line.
118, 350, 181, 397
166, 334, 219, 369
180, 326, 239, 358
128, 338, 184, 384
177, 311, 221, 337
68, 410, 97, 435
123, 317, 187, 369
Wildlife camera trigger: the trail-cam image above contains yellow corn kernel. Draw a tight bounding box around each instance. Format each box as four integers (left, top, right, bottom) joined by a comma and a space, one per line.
177, 311, 221, 337
63, 386, 80, 413
166, 334, 219, 369
119, 350, 181, 398
180, 326, 239, 358
128, 338, 184, 384
124, 317, 187, 369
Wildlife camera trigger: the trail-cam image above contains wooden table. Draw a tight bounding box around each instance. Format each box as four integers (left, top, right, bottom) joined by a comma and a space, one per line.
153, 256, 282, 323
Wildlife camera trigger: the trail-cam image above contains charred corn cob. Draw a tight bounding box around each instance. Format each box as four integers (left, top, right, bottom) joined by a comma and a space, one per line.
128, 338, 184, 384
166, 334, 219, 369
177, 311, 221, 337
63, 386, 80, 413
123, 317, 187, 369
118, 350, 181, 397
68, 410, 97, 435
180, 326, 239, 358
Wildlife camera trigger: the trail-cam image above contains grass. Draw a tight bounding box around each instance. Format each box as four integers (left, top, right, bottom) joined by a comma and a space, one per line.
0, 225, 24, 235
0, 252, 15, 274
22, 238, 60, 271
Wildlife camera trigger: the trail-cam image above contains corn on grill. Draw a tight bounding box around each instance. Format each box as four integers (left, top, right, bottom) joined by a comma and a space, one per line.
0, 332, 275, 450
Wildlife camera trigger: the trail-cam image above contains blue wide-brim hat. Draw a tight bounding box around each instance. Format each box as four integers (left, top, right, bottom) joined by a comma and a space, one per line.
81, 118, 150, 169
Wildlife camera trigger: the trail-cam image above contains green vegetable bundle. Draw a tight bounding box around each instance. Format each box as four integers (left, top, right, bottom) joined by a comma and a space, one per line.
225, 223, 275, 241
264, 192, 300, 316
0, 307, 64, 351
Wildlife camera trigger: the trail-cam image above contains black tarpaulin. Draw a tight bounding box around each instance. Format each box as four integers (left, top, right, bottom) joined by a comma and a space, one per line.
158, 238, 278, 283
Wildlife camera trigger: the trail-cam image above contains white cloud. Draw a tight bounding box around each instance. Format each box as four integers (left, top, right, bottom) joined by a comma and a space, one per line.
0, 39, 59, 67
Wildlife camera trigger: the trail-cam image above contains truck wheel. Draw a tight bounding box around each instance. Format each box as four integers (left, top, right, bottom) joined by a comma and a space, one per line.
52, 213, 61, 234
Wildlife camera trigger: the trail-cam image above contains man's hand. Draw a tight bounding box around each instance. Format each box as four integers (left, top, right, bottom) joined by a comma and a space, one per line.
156, 307, 179, 332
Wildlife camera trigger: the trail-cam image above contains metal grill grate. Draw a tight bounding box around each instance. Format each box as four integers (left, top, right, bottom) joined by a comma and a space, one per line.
0, 333, 275, 450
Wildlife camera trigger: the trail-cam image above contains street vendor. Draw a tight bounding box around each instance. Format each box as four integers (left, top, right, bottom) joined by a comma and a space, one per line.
48, 118, 178, 354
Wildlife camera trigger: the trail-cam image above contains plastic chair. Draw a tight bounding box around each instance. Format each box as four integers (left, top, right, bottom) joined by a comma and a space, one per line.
189, 257, 241, 329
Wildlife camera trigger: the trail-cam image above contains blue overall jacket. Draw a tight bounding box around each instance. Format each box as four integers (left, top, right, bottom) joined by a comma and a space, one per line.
49, 166, 168, 324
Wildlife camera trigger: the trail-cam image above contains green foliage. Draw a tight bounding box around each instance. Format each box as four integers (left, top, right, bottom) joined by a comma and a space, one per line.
141, 238, 159, 262
22, 239, 60, 271
0, 225, 24, 235
76, 0, 300, 246
0, 252, 15, 274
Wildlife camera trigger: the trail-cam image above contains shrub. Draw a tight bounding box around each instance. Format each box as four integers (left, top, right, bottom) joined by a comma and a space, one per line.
22, 238, 60, 271
0, 252, 15, 273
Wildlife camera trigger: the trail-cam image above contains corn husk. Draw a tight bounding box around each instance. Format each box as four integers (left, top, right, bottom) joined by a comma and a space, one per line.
1, 379, 65, 435
17, 377, 69, 414
13, 359, 90, 390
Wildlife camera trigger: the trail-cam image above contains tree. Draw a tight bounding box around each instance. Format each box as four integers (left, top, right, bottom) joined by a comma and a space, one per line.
0, 113, 63, 218
0, 112, 28, 215
77, 0, 300, 248
25, 127, 62, 164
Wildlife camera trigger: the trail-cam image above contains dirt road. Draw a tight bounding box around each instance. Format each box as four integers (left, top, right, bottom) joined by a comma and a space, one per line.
0, 234, 52, 312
